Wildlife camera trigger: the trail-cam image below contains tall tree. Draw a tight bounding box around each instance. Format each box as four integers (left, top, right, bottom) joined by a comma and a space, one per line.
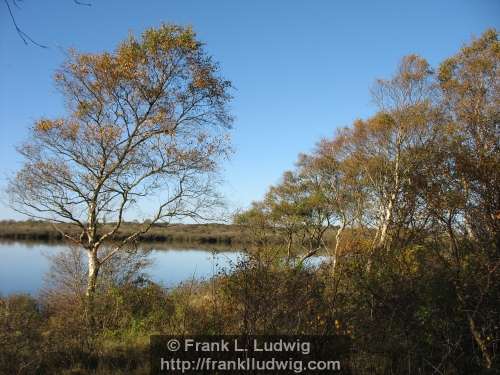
339, 55, 438, 249
437, 28, 499, 243
426, 28, 499, 369
8, 24, 233, 315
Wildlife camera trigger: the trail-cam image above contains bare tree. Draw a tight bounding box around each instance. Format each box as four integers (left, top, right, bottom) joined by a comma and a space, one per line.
8, 24, 233, 317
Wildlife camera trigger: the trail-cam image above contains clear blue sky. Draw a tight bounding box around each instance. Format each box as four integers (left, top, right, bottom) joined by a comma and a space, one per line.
1, 0, 498, 220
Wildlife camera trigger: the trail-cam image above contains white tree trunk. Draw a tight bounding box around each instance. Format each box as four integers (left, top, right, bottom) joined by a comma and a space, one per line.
378, 146, 401, 248
332, 223, 345, 276
378, 192, 395, 247
86, 250, 100, 300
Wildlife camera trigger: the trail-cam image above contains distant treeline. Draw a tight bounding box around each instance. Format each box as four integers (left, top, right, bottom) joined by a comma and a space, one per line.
0, 220, 242, 245
0, 220, 340, 247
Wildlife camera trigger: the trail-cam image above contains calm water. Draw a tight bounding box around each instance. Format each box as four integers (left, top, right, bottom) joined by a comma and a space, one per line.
0, 242, 242, 295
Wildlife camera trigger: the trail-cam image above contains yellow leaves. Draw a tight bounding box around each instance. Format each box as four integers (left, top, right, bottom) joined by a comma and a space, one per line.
398, 54, 431, 82
76, 101, 92, 118
34, 118, 80, 142
438, 58, 455, 84
334, 319, 342, 332
56, 24, 219, 110
64, 51, 124, 90
116, 39, 144, 80
134, 24, 200, 68
53, 72, 65, 83
92, 53, 118, 82
35, 119, 63, 133
177, 25, 198, 50
73, 54, 94, 77
86, 124, 121, 144
35, 119, 55, 132
142, 24, 198, 53
461, 28, 498, 57
67, 25, 203, 92
440, 29, 498, 88
147, 110, 166, 125
369, 112, 395, 135
99, 126, 117, 141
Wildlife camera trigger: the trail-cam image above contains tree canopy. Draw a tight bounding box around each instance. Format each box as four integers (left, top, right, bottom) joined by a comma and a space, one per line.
9, 24, 233, 304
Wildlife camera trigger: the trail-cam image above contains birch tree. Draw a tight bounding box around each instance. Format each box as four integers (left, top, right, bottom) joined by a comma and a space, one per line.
8, 24, 233, 314
357, 55, 437, 249
427, 28, 499, 369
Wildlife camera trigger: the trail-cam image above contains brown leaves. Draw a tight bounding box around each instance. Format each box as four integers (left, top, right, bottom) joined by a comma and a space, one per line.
35, 119, 60, 132
34, 118, 80, 142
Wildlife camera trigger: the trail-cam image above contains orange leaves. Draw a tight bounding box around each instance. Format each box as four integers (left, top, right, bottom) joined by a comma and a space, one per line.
10, 22, 233, 261
84, 124, 121, 144
35, 116, 121, 146
60, 51, 124, 94
34, 118, 79, 142
398, 54, 431, 83
35, 119, 59, 132
53, 23, 231, 132
27, 23, 231, 183
116, 38, 145, 81
191, 66, 215, 90
59, 25, 209, 106
192, 73, 210, 90
118, 26, 197, 76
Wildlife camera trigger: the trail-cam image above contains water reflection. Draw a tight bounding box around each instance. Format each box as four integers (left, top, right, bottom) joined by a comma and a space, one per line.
0, 242, 241, 295
0, 241, 326, 295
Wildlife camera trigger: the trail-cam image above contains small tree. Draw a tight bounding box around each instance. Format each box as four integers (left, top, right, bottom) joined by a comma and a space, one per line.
8, 24, 233, 316
304, 137, 366, 275
235, 161, 336, 264
265, 169, 332, 261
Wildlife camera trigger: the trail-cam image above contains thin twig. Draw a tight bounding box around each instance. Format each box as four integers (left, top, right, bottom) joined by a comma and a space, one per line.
3, 0, 47, 48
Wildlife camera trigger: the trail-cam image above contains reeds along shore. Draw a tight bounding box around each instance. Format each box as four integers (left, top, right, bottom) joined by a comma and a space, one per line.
0, 220, 342, 248
0, 220, 241, 245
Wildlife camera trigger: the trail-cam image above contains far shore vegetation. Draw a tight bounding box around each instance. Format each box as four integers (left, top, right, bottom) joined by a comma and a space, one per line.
0, 220, 243, 245
0, 219, 342, 249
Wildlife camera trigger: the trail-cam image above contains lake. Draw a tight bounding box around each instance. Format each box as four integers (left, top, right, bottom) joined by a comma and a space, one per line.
0, 242, 243, 295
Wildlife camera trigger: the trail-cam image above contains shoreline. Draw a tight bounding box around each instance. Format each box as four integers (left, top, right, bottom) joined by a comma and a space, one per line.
0, 221, 246, 246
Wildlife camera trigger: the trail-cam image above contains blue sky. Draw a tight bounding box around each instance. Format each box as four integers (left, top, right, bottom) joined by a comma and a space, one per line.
0, 0, 498, 220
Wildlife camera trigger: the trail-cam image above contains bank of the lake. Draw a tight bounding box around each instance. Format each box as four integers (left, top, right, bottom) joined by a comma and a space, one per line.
0, 220, 340, 246
0, 221, 247, 245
